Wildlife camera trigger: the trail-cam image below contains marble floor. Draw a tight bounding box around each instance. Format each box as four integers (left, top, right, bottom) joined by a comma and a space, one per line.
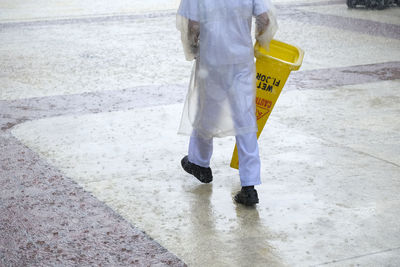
1, 0, 399, 266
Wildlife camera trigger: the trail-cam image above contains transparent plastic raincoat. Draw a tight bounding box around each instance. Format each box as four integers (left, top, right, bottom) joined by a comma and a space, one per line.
177, 0, 278, 139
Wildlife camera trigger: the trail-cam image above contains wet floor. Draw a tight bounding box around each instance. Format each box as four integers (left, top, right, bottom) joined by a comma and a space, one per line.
1, 0, 400, 266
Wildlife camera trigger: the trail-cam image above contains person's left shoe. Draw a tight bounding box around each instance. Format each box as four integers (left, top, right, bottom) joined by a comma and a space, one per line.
234, 186, 259, 206
181, 155, 213, 183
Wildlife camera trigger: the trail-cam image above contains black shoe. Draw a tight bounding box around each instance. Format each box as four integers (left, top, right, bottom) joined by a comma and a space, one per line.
234, 187, 259, 206
181, 155, 213, 183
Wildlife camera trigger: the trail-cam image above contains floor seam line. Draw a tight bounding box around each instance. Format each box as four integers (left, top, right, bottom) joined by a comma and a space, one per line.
318, 136, 400, 169
274, 123, 400, 169
312, 246, 400, 266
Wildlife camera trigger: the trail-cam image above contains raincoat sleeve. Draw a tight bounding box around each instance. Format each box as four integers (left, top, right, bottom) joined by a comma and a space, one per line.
253, 0, 278, 51
176, 0, 200, 61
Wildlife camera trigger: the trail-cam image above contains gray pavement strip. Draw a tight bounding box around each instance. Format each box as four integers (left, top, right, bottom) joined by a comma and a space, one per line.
0, 0, 335, 29
279, 0, 347, 8
1, 61, 399, 132
279, 7, 400, 40
286, 61, 400, 91
0, 132, 186, 266
0, 83, 187, 131
0, 10, 176, 29
1, 1, 399, 42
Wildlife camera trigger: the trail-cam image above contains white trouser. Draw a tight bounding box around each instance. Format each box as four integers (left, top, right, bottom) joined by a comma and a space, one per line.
188, 132, 261, 186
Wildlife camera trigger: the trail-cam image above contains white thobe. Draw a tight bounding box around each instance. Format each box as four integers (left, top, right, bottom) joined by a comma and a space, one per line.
177, 0, 277, 186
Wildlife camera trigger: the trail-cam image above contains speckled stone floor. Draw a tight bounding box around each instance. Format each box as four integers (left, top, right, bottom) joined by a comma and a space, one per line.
1, 0, 399, 266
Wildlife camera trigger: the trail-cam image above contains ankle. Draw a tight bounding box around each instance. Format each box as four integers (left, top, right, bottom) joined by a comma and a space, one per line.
242, 186, 254, 190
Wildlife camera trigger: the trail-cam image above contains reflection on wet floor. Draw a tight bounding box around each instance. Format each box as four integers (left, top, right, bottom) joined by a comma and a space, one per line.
187, 184, 281, 266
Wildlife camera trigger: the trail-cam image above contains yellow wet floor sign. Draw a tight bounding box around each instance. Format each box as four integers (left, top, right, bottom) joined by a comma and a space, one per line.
230, 40, 304, 169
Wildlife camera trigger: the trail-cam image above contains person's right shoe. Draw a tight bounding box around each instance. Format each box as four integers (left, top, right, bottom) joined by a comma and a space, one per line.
234, 187, 259, 206
181, 155, 213, 183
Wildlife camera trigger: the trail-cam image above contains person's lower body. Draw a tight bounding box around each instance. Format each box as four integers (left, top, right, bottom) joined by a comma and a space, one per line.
181, 130, 260, 205
180, 61, 260, 205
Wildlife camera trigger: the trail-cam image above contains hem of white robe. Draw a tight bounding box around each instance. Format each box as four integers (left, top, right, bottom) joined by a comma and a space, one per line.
177, 125, 258, 139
